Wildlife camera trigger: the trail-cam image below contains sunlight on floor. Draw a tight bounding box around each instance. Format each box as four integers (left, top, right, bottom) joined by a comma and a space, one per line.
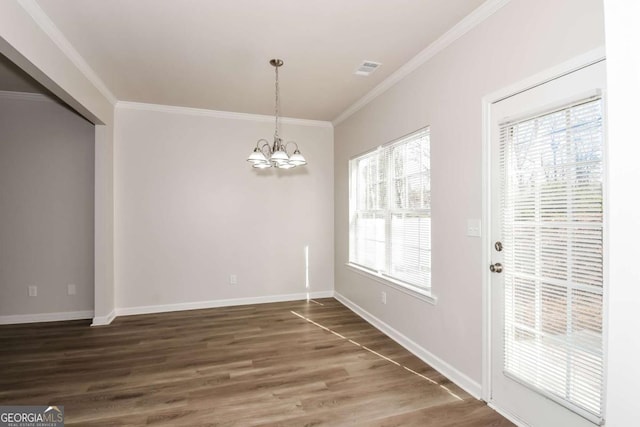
290, 309, 463, 401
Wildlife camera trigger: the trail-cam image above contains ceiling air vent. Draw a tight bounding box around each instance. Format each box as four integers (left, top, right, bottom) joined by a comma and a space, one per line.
354, 60, 382, 76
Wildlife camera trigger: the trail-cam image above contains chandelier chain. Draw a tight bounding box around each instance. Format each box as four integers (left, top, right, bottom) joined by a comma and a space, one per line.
274, 64, 280, 139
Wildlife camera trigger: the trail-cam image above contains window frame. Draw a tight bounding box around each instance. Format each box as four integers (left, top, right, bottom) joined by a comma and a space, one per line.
347, 127, 435, 304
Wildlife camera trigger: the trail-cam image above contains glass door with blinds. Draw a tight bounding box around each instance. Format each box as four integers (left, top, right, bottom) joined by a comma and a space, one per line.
489, 60, 606, 427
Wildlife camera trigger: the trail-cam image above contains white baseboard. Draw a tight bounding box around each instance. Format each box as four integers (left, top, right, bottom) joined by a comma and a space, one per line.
0, 310, 94, 325
488, 402, 529, 427
334, 291, 482, 399
115, 290, 335, 317
91, 310, 116, 326
1, 292, 335, 327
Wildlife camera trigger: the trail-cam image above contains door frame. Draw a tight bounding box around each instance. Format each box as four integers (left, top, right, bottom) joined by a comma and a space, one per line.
481, 46, 606, 424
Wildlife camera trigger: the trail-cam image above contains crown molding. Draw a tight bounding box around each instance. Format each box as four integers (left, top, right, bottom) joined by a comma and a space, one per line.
0, 90, 54, 102
332, 0, 512, 126
116, 101, 334, 128
17, 0, 117, 106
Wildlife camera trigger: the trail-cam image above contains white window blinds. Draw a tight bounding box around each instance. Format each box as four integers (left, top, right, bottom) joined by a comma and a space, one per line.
500, 97, 604, 421
349, 128, 431, 290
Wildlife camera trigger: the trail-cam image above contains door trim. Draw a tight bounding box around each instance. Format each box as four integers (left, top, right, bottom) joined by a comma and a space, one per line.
481, 46, 606, 412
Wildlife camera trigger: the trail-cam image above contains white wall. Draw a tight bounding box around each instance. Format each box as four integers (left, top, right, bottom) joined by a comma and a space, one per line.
334, 0, 605, 392
93, 123, 115, 323
115, 105, 334, 310
0, 94, 95, 320
603, 1, 640, 425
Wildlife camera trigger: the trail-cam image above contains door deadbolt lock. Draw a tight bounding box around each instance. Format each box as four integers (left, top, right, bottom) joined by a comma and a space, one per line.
494, 241, 503, 252
489, 263, 503, 273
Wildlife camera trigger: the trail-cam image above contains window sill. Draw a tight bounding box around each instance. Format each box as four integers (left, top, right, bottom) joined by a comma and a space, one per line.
345, 263, 438, 305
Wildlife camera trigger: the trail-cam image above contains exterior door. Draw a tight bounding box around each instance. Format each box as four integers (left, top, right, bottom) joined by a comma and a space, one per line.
489, 60, 606, 426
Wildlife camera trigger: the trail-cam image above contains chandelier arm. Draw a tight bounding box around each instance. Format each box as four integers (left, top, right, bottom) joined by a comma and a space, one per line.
256, 139, 272, 156
283, 141, 299, 155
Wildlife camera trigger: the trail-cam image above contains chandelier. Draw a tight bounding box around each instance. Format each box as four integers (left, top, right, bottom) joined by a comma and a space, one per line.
247, 59, 307, 169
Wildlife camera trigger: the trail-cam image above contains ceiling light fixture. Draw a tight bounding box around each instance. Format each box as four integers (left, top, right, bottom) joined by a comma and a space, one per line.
247, 59, 307, 170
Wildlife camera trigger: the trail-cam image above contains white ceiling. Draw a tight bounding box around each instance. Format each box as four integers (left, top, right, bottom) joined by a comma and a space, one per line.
35, 0, 486, 121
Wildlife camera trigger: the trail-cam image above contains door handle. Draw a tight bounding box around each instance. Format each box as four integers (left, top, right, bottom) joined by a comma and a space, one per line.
489, 263, 503, 273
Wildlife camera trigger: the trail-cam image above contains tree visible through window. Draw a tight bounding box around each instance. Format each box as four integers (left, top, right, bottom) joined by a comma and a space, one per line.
349, 128, 431, 290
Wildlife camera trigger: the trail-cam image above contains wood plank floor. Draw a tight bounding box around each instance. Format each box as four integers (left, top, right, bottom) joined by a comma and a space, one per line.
0, 298, 513, 426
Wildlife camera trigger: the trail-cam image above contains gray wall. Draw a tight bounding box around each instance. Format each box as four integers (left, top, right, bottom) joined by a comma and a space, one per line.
0, 93, 94, 319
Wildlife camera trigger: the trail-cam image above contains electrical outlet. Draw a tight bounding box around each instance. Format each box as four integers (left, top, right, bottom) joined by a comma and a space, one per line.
467, 219, 482, 237
28, 285, 37, 297
381, 291, 387, 304
229, 274, 237, 285
67, 284, 77, 295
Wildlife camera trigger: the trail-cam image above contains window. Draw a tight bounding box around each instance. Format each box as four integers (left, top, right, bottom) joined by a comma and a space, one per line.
349, 128, 431, 292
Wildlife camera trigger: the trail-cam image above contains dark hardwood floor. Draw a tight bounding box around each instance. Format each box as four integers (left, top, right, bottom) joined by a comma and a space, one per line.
0, 298, 513, 426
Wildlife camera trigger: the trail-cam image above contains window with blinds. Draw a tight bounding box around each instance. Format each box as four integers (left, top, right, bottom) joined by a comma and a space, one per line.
500, 96, 604, 420
349, 128, 431, 290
